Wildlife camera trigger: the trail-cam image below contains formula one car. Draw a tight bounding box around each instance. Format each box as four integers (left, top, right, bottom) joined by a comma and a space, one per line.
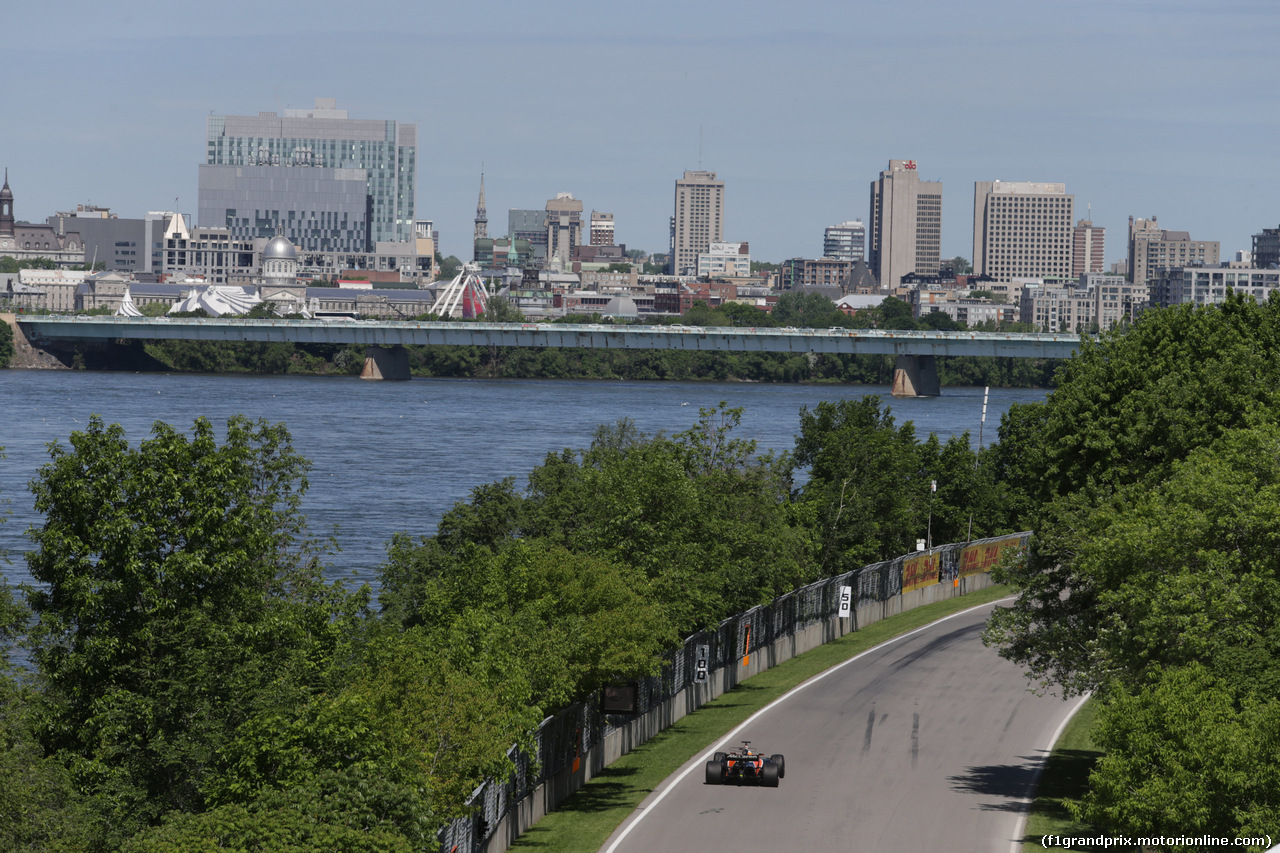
704, 741, 786, 787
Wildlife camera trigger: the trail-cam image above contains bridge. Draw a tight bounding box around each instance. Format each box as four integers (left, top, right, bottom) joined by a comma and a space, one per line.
12, 315, 1083, 395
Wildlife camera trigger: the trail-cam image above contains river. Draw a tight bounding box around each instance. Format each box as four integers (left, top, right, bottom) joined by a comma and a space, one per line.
0, 371, 1049, 590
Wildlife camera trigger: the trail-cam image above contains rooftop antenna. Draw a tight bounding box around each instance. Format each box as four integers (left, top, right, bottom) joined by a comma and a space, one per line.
699, 126, 703, 170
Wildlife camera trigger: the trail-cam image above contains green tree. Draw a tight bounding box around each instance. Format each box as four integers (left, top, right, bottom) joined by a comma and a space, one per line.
1073, 664, 1280, 844
482, 294, 523, 322
435, 254, 462, 280
25, 415, 367, 844
0, 318, 14, 367
986, 423, 1280, 698
874, 296, 917, 330
792, 396, 986, 573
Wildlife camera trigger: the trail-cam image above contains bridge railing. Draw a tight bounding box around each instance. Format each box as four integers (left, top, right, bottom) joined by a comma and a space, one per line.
437, 530, 1030, 853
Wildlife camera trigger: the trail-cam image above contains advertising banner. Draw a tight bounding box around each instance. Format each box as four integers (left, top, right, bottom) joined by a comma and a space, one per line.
902, 552, 940, 593
958, 537, 1024, 579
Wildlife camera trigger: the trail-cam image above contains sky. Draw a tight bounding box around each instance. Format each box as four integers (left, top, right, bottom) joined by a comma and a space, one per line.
3, 0, 1278, 265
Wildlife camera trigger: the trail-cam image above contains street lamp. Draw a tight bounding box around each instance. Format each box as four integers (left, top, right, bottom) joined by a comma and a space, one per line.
927, 479, 936, 550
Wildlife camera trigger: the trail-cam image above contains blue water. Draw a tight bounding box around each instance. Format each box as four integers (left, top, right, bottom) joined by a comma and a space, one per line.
0, 371, 1047, 590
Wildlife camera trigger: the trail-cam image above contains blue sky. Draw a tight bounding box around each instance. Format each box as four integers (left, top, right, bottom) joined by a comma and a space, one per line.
4, 0, 1277, 264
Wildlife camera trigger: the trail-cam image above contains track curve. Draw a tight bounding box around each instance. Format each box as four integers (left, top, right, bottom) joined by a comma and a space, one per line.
601, 599, 1084, 853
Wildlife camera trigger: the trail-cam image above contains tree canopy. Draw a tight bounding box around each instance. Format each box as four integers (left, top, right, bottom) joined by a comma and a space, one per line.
983, 292, 1280, 839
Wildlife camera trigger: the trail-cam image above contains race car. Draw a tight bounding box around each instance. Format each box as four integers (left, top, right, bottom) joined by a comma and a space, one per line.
704, 741, 786, 787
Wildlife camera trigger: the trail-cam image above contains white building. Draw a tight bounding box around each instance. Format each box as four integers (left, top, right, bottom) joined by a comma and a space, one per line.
1153, 267, 1280, 308
697, 242, 751, 278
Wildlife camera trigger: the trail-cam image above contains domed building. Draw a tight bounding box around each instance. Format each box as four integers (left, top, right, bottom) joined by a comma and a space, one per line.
256, 234, 308, 315
261, 234, 299, 281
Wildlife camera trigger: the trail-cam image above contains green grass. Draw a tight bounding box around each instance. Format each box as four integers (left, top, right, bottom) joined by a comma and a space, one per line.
1021, 697, 1103, 851
510, 584, 1015, 852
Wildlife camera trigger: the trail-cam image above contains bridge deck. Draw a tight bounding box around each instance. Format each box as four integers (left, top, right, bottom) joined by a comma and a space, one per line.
17, 316, 1083, 359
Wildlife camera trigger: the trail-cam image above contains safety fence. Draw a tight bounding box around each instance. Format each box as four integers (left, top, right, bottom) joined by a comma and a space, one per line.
437, 530, 1030, 853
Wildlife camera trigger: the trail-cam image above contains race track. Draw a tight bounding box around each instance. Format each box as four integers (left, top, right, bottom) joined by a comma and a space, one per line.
600, 599, 1085, 853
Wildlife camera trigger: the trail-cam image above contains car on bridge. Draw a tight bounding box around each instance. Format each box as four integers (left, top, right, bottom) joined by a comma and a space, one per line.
704, 741, 785, 787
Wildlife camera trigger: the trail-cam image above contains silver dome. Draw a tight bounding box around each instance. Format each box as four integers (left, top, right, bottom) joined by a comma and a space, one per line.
262, 235, 298, 261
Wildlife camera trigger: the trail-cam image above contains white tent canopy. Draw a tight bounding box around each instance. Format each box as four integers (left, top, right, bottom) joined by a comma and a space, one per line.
115, 288, 143, 317
168, 285, 263, 317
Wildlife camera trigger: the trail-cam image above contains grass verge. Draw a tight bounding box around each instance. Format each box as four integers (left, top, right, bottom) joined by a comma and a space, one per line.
1020, 697, 1103, 851
509, 583, 1014, 852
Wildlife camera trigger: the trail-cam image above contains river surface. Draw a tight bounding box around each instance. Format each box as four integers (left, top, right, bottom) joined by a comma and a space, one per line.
0, 371, 1049, 591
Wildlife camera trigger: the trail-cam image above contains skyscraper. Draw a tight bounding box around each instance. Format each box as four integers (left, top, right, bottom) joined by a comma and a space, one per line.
972, 180, 1073, 281
198, 98, 416, 252
670, 170, 724, 275
545, 193, 583, 270
868, 160, 942, 289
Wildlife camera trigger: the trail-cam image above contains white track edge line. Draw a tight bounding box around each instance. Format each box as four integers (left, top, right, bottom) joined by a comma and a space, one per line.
1009, 691, 1093, 853
602, 595, 1016, 853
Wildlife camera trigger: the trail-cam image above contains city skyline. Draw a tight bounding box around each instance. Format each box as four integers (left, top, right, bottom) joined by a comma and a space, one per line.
2, 1, 1277, 266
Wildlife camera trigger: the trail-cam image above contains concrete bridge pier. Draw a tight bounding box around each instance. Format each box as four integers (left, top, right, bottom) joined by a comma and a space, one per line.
359, 345, 411, 381
891, 354, 940, 397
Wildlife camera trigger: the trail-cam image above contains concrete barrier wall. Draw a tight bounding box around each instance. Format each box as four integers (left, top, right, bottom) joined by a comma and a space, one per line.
481, 569, 997, 852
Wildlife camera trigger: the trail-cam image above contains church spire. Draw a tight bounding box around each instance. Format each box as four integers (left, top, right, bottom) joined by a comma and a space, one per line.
0, 169, 14, 238
473, 169, 488, 246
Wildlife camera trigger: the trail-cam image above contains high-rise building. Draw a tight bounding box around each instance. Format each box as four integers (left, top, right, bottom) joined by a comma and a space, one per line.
670, 170, 724, 275
545, 193, 583, 270
199, 98, 416, 252
590, 211, 615, 246
972, 181, 1074, 282
1072, 219, 1106, 277
1128, 216, 1219, 284
868, 160, 942, 289
509, 209, 548, 262
823, 220, 866, 262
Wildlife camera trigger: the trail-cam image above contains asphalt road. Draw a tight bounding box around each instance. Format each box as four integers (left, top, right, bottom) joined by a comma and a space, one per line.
600, 599, 1086, 853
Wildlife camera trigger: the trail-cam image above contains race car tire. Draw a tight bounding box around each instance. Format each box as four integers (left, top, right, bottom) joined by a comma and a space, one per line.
761, 763, 780, 787
771, 754, 786, 779
705, 760, 724, 785
713, 752, 727, 764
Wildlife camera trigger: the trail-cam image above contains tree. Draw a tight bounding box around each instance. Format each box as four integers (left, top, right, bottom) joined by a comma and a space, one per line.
999, 293, 1280, 510
435, 254, 462, 281
793, 397, 935, 574
25, 415, 367, 843
875, 296, 917, 330
946, 256, 972, 274
381, 405, 812, 638
986, 423, 1280, 698
0, 319, 13, 367
1072, 664, 1280, 842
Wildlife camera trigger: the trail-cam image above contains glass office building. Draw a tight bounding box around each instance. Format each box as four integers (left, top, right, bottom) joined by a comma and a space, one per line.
199, 98, 416, 252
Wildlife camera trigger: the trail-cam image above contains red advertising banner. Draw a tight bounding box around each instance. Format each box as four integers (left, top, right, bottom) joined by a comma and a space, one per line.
902, 552, 940, 593
958, 538, 1024, 579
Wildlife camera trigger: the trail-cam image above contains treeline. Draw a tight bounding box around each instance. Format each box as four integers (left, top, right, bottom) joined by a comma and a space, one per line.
984, 290, 1280, 841
128, 292, 1060, 387
0, 395, 1015, 851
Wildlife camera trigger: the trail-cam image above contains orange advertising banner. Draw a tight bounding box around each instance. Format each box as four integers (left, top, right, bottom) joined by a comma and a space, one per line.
902, 552, 940, 593
958, 538, 1024, 579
